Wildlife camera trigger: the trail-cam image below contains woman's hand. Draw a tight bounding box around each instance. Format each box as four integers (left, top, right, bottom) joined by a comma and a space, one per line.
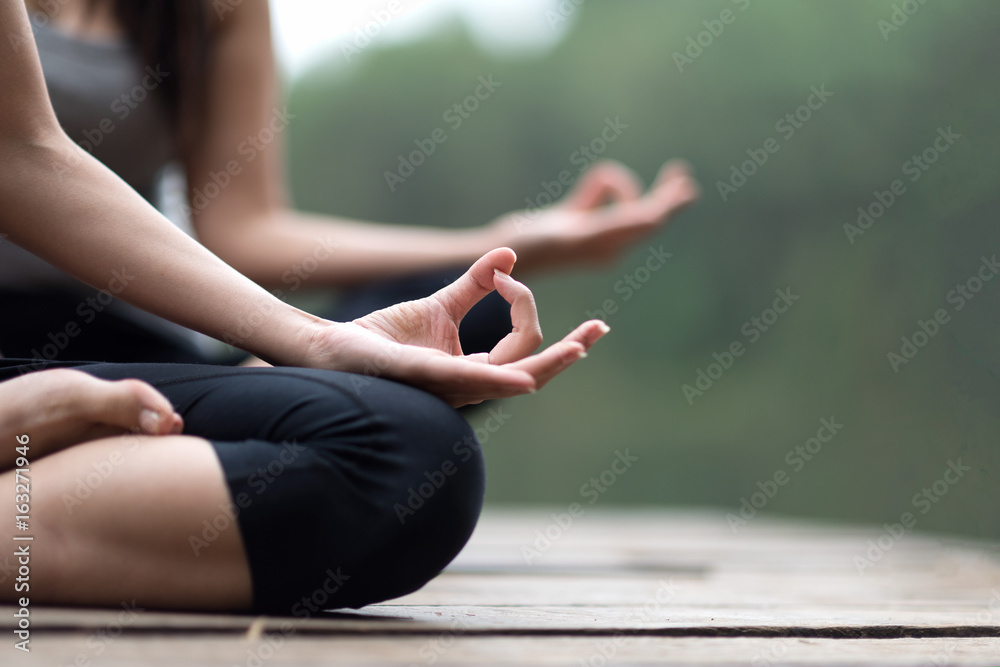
0, 369, 183, 469
307, 248, 608, 407
489, 160, 699, 273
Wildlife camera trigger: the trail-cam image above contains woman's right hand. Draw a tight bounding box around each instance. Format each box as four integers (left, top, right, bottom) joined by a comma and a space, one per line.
0, 369, 183, 469
303, 248, 609, 407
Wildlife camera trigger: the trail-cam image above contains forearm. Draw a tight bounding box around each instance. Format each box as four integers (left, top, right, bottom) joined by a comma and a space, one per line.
198, 208, 499, 290
0, 136, 323, 366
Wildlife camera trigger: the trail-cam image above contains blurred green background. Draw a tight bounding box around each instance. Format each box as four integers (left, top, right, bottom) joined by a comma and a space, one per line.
284, 0, 999, 539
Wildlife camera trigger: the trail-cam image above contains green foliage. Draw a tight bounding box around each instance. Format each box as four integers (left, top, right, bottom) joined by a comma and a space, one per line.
288, 0, 1000, 538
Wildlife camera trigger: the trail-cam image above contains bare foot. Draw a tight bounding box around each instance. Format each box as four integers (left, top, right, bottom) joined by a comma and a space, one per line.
0, 369, 182, 469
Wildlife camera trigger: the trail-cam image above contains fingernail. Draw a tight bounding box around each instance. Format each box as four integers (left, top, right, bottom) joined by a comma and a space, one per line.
140, 409, 161, 434
494, 268, 507, 278
596, 322, 611, 334
578, 351, 589, 359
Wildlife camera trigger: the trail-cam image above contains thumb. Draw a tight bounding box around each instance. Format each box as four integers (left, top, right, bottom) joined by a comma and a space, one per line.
561, 160, 643, 211
435, 247, 517, 321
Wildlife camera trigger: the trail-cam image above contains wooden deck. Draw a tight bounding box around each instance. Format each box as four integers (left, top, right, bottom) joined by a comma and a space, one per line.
6, 510, 1000, 665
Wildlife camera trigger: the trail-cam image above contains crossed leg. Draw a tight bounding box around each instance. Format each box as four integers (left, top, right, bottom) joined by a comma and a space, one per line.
0, 369, 252, 610
0, 363, 484, 614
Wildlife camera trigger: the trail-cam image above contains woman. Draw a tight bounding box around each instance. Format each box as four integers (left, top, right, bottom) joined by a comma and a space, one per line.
0, 0, 697, 364
0, 0, 606, 612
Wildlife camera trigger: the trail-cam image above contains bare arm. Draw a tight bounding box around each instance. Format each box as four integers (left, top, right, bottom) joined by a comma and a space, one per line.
187, 0, 491, 288
187, 1, 698, 288
0, 0, 604, 405
0, 5, 320, 366
0, 0, 327, 366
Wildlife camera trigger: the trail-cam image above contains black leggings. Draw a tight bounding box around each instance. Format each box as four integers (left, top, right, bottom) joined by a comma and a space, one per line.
0, 359, 485, 615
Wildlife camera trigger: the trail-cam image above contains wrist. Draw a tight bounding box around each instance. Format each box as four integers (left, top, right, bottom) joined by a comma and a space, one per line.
236, 305, 329, 369
290, 317, 355, 372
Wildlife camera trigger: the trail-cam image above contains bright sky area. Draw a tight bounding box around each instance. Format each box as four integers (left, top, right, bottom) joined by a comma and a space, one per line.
268, 0, 575, 77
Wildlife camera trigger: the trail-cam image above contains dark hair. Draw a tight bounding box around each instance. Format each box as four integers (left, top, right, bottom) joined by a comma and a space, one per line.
106, 0, 213, 157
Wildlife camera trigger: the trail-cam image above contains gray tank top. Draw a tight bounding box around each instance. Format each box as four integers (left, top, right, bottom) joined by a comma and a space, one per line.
0, 18, 212, 352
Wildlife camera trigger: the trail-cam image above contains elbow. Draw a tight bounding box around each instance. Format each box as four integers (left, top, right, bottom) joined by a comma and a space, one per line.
0, 128, 75, 191
0, 128, 80, 184
0, 111, 70, 154
0, 129, 84, 247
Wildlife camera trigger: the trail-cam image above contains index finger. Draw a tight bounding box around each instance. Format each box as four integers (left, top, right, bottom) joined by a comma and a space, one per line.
504, 320, 610, 390
487, 269, 543, 364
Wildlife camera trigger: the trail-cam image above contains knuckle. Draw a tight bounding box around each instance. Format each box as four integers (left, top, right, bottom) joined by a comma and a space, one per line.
529, 328, 544, 348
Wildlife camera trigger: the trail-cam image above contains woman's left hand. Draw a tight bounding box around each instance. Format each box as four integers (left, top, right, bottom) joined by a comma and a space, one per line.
308, 248, 608, 407
488, 159, 699, 272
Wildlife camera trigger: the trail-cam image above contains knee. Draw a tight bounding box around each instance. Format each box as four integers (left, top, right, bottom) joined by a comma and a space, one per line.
388, 386, 486, 525
334, 383, 486, 607
265, 378, 485, 611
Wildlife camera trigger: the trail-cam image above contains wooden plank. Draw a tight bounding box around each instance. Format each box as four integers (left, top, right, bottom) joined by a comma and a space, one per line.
8, 603, 998, 635
395, 571, 999, 606
341, 604, 1000, 635
1, 509, 997, 667
19, 635, 1000, 666
450, 510, 1000, 576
